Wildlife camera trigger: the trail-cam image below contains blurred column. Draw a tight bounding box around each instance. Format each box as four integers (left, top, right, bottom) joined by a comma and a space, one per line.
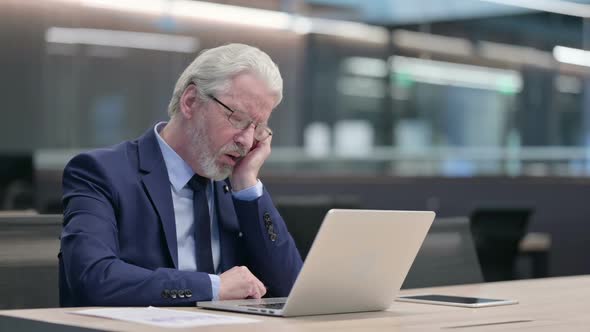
301, 34, 336, 143
0, 1, 44, 150
518, 68, 557, 146
582, 18, 590, 173
380, 27, 395, 147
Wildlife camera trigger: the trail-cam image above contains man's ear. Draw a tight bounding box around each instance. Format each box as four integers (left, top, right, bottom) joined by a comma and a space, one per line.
179, 84, 199, 119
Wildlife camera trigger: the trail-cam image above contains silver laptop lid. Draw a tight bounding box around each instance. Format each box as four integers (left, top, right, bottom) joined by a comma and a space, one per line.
282, 209, 434, 316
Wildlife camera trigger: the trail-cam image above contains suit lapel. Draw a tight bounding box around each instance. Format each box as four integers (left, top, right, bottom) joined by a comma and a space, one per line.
214, 180, 240, 232
214, 180, 240, 271
137, 128, 178, 268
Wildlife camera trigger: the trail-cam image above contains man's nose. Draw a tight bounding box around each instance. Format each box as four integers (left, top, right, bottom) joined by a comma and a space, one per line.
233, 124, 255, 151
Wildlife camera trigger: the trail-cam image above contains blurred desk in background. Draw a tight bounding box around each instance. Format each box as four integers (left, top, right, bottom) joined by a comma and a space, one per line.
0, 214, 62, 309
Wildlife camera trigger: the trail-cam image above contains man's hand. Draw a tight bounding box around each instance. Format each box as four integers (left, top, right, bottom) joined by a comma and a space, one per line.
218, 266, 267, 300
230, 135, 272, 191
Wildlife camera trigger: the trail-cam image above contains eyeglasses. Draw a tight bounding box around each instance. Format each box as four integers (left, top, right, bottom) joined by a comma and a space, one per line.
207, 94, 273, 141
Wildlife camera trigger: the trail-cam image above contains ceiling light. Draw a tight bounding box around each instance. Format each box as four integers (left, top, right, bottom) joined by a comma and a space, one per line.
553, 45, 590, 68
78, 0, 387, 43
45, 27, 199, 53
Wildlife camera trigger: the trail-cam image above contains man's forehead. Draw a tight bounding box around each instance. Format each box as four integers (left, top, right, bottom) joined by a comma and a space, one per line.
222, 90, 276, 117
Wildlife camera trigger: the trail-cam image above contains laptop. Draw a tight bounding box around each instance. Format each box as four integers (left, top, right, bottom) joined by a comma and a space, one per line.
197, 209, 435, 317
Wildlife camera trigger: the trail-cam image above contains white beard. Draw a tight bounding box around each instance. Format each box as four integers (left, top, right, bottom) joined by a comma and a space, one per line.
187, 117, 246, 181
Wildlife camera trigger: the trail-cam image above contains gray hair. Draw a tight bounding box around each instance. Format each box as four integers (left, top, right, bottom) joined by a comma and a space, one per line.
167, 43, 283, 117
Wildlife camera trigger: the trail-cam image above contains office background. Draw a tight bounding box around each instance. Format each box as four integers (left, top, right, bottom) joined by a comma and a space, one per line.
1, 0, 590, 308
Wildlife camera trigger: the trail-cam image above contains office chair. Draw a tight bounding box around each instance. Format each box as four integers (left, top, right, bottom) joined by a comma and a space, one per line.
469, 208, 532, 282
276, 195, 359, 260
402, 217, 484, 289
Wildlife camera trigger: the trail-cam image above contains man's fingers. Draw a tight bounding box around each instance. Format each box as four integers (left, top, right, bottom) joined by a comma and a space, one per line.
257, 280, 266, 297
248, 285, 262, 299
219, 265, 267, 300
257, 135, 272, 149
244, 267, 264, 298
246, 269, 266, 297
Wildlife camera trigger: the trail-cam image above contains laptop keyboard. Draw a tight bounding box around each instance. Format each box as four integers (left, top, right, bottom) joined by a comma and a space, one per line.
240, 302, 285, 309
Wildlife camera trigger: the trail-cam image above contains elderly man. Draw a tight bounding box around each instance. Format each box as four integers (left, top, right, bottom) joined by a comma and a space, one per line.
59, 44, 303, 306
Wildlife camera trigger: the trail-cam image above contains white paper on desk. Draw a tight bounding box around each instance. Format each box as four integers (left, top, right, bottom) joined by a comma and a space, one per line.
71, 306, 259, 328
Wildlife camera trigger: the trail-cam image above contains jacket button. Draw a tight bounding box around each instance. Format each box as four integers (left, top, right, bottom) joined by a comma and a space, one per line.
269, 233, 278, 242
161, 289, 170, 299
238, 232, 243, 238
266, 224, 274, 233
185, 289, 192, 298
178, 289, 185, 298
170, 289, 178, 299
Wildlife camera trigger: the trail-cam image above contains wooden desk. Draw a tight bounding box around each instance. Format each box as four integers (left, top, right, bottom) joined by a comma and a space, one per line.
1, 275, 588, 331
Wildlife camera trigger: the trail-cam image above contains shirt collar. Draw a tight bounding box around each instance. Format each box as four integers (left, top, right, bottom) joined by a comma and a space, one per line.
154, 122, 195, 191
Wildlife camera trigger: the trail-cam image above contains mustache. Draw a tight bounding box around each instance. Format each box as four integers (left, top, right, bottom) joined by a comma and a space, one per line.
219, 143, 247, 158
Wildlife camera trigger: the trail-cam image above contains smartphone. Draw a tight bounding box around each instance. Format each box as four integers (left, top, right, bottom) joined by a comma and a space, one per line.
396, 294, 518, 308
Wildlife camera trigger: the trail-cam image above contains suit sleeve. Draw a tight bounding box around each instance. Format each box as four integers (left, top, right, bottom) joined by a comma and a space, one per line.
232, 189, 303, 297
61, 153, 211, 306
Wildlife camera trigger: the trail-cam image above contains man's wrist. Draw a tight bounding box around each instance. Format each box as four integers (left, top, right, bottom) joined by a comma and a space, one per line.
232, 180, 263, 201
209, 274, 221, 300
230, 176, 258, 192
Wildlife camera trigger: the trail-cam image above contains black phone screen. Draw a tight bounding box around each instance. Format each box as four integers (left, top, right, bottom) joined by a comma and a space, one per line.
401, 294, 501, 304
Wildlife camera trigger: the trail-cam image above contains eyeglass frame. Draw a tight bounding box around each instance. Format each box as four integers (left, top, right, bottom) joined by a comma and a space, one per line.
206, 94, 273, 141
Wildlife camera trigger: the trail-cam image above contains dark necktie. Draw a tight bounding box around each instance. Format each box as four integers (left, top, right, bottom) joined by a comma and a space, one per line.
187, 174, 215, 274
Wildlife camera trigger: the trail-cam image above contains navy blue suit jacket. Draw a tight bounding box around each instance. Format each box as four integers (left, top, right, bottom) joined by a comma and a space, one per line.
59, 128, 302, 306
